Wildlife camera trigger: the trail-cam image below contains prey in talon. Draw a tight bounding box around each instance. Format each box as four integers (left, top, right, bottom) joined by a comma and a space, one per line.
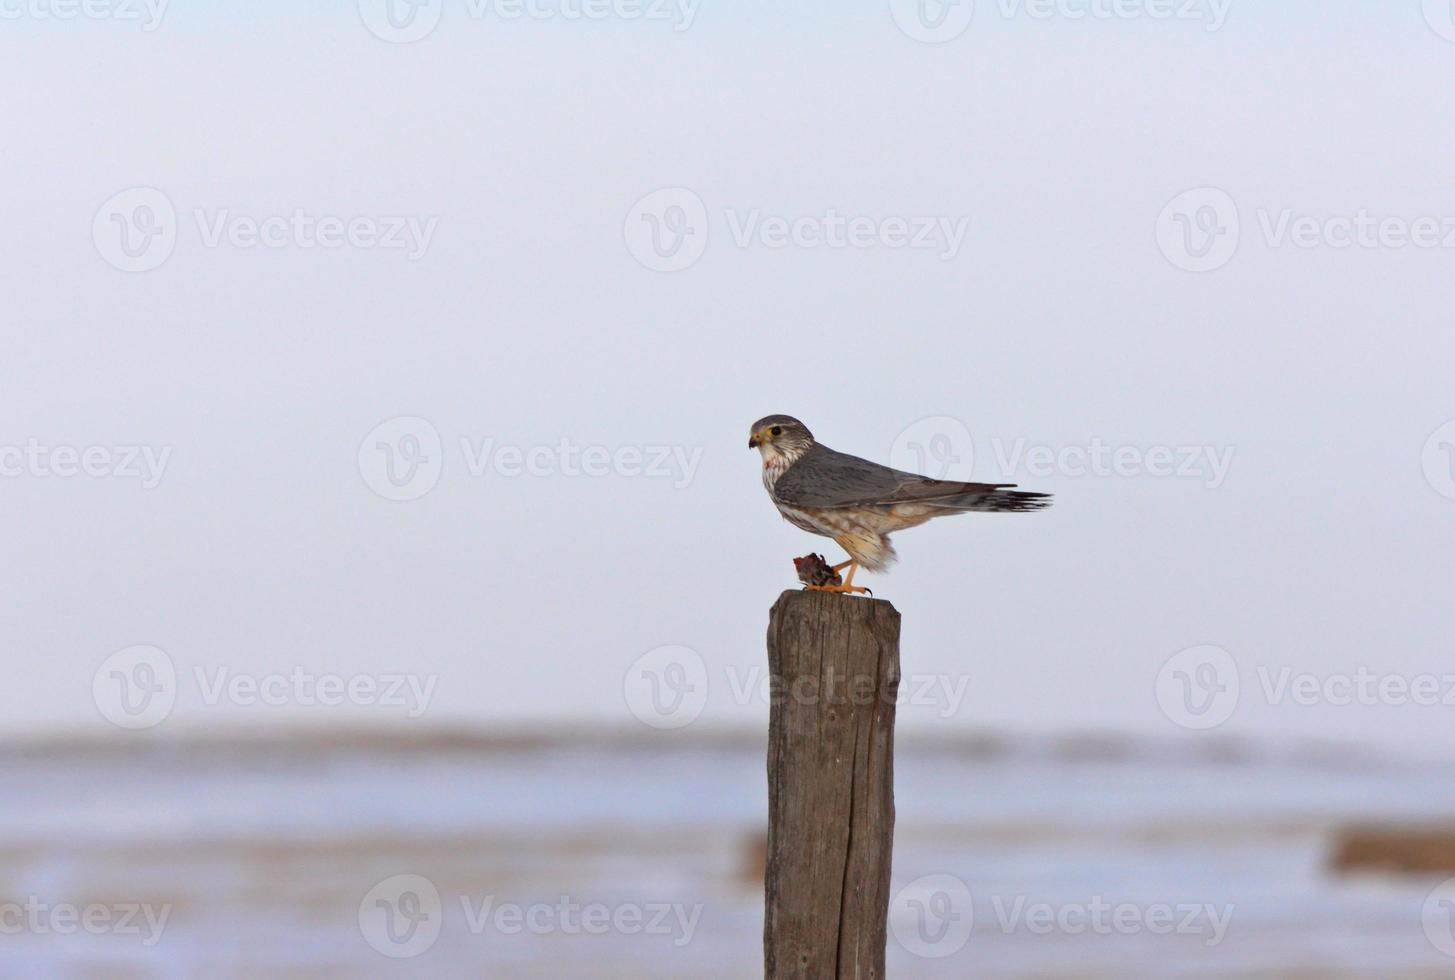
791, 553, 870, 595
793, 553, 873, 596
794, 553, 840, 588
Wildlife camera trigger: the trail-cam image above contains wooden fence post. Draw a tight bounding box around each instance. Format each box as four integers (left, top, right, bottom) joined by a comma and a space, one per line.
763, 589, 901, 979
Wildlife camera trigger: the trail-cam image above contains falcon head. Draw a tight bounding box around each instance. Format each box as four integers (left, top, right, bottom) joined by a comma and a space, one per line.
748, 415, 815, 455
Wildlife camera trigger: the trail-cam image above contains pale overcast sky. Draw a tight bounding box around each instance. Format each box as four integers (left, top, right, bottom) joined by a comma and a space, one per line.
3, 0, 1453, 750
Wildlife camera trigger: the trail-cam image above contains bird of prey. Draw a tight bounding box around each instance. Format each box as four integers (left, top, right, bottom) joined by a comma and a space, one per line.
749, 415, 1051, 594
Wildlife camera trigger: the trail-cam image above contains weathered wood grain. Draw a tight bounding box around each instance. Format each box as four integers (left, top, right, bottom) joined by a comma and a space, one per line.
764, 590, 901, 980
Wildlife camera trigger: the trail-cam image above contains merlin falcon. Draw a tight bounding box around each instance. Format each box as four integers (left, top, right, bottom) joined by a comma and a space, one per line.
749, 415, 1051, 595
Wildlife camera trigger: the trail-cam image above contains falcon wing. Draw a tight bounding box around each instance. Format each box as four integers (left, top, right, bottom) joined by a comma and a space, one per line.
773, 444, 1050, 512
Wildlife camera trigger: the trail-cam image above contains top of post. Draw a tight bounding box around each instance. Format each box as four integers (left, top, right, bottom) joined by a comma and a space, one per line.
770, 589, 900, 621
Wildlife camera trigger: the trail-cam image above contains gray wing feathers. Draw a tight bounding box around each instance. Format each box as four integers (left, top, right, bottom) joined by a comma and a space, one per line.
772, 444, 1051, 512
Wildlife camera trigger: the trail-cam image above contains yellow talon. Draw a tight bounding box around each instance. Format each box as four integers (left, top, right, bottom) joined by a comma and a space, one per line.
806, 583, 873, 595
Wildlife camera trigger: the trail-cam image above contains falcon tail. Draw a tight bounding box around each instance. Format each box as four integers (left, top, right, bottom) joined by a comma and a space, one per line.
937, 486, 1053, 513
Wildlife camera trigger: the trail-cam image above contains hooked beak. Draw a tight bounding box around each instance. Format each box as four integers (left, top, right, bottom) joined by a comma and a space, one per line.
748, 430, 763, 449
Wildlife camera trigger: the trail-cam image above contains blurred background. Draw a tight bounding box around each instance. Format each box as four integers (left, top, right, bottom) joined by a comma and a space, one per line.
3, 0, 1455, 976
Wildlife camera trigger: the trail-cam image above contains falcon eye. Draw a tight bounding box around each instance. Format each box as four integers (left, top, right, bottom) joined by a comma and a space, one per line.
771, 426, 783, 437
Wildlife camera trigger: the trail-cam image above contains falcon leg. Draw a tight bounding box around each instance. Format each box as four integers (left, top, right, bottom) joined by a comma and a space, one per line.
839, 560, 870, 594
